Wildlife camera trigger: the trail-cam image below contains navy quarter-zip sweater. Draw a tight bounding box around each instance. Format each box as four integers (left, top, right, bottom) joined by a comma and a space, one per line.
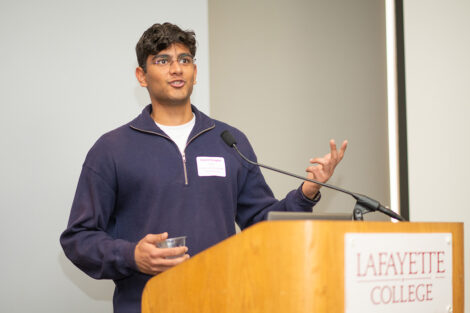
60, 104, 319, 313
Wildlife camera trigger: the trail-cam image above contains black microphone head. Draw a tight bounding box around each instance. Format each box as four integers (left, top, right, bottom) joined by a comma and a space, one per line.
221, 130, 237, 147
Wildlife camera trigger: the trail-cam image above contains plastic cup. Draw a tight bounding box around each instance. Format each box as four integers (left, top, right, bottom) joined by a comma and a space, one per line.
156, 236, 187, 259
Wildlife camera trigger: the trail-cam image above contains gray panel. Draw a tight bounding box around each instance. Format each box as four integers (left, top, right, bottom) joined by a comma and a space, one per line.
209, 0, 390, 219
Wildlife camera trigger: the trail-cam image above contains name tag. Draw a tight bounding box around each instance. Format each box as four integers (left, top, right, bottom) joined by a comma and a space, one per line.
196, 157, 226, 177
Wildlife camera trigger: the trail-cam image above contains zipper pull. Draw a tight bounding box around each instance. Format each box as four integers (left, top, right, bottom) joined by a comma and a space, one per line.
182, 152, 189, 185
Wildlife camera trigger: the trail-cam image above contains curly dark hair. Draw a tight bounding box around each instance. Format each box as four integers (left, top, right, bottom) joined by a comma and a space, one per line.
136, 22, 197, 72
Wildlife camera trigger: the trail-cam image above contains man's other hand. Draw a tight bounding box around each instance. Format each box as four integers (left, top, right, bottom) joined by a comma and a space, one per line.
134, 232, 189, 275
302, 139, 348, 199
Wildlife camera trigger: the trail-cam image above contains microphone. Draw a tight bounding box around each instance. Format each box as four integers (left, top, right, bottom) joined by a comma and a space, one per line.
220, 130, 405, 221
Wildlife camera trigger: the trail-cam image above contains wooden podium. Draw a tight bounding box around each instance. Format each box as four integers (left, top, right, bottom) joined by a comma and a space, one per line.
142, 221, 464, 313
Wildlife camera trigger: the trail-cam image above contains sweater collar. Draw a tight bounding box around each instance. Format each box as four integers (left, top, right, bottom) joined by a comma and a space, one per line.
129, 104, 215, 138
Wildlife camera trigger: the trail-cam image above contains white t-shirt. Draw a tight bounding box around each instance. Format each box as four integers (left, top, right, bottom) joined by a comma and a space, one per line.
155, 114, 195, 155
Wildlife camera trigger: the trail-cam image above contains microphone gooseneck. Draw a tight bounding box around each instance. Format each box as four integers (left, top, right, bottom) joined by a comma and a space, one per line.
220, 130, 405, 222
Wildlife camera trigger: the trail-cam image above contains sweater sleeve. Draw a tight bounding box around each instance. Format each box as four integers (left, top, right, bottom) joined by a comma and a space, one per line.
234, 132, 320, 229
60, 142, 138, 280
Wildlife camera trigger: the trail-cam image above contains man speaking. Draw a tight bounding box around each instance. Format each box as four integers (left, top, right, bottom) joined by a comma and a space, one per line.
60, 22, 347, 313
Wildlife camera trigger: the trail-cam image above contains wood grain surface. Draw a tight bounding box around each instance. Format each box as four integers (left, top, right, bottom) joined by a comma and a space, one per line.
142, 221, 464, 313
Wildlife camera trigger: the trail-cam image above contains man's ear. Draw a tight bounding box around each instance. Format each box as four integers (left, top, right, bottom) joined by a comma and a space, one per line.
135, 67, 147, 87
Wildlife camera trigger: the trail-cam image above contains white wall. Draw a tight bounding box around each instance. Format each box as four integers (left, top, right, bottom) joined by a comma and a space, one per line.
0, 1, 208, 312
404, 0, 470, 310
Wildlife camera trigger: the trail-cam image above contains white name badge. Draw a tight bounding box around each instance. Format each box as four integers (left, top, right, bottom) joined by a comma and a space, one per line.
196, 157, 226, 177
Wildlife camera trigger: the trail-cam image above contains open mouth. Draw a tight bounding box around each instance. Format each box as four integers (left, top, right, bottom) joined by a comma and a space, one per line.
169, 80, 185, 88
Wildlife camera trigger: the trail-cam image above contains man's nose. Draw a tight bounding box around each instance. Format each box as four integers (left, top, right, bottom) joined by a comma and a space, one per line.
169, 60, 183, 74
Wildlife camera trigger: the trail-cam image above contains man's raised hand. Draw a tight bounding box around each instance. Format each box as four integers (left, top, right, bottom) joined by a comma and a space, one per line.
302, 139, 348, 199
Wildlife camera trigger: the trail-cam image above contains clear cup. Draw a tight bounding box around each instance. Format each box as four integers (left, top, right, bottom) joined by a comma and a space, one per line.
156, 236, 187, 259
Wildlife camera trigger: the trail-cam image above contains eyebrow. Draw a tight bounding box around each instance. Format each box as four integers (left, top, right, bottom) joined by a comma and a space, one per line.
152, 53, 193, 60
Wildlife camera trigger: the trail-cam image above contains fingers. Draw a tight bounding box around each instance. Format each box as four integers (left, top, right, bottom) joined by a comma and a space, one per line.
310, 156, 327, 165
338, 140, 348, 159
329, 139, 338, 161
306, 163, 322, 175
146, 253, 190, 275
159, 246, 189, 259
310, 139, 348, 164
144, 232, 168, 244
149, 248, 189, 273
305, 139, 348, 184
158, 253, 190, 265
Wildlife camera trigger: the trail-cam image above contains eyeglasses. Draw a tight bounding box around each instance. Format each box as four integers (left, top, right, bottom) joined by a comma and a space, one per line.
151, 54, 196, 67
